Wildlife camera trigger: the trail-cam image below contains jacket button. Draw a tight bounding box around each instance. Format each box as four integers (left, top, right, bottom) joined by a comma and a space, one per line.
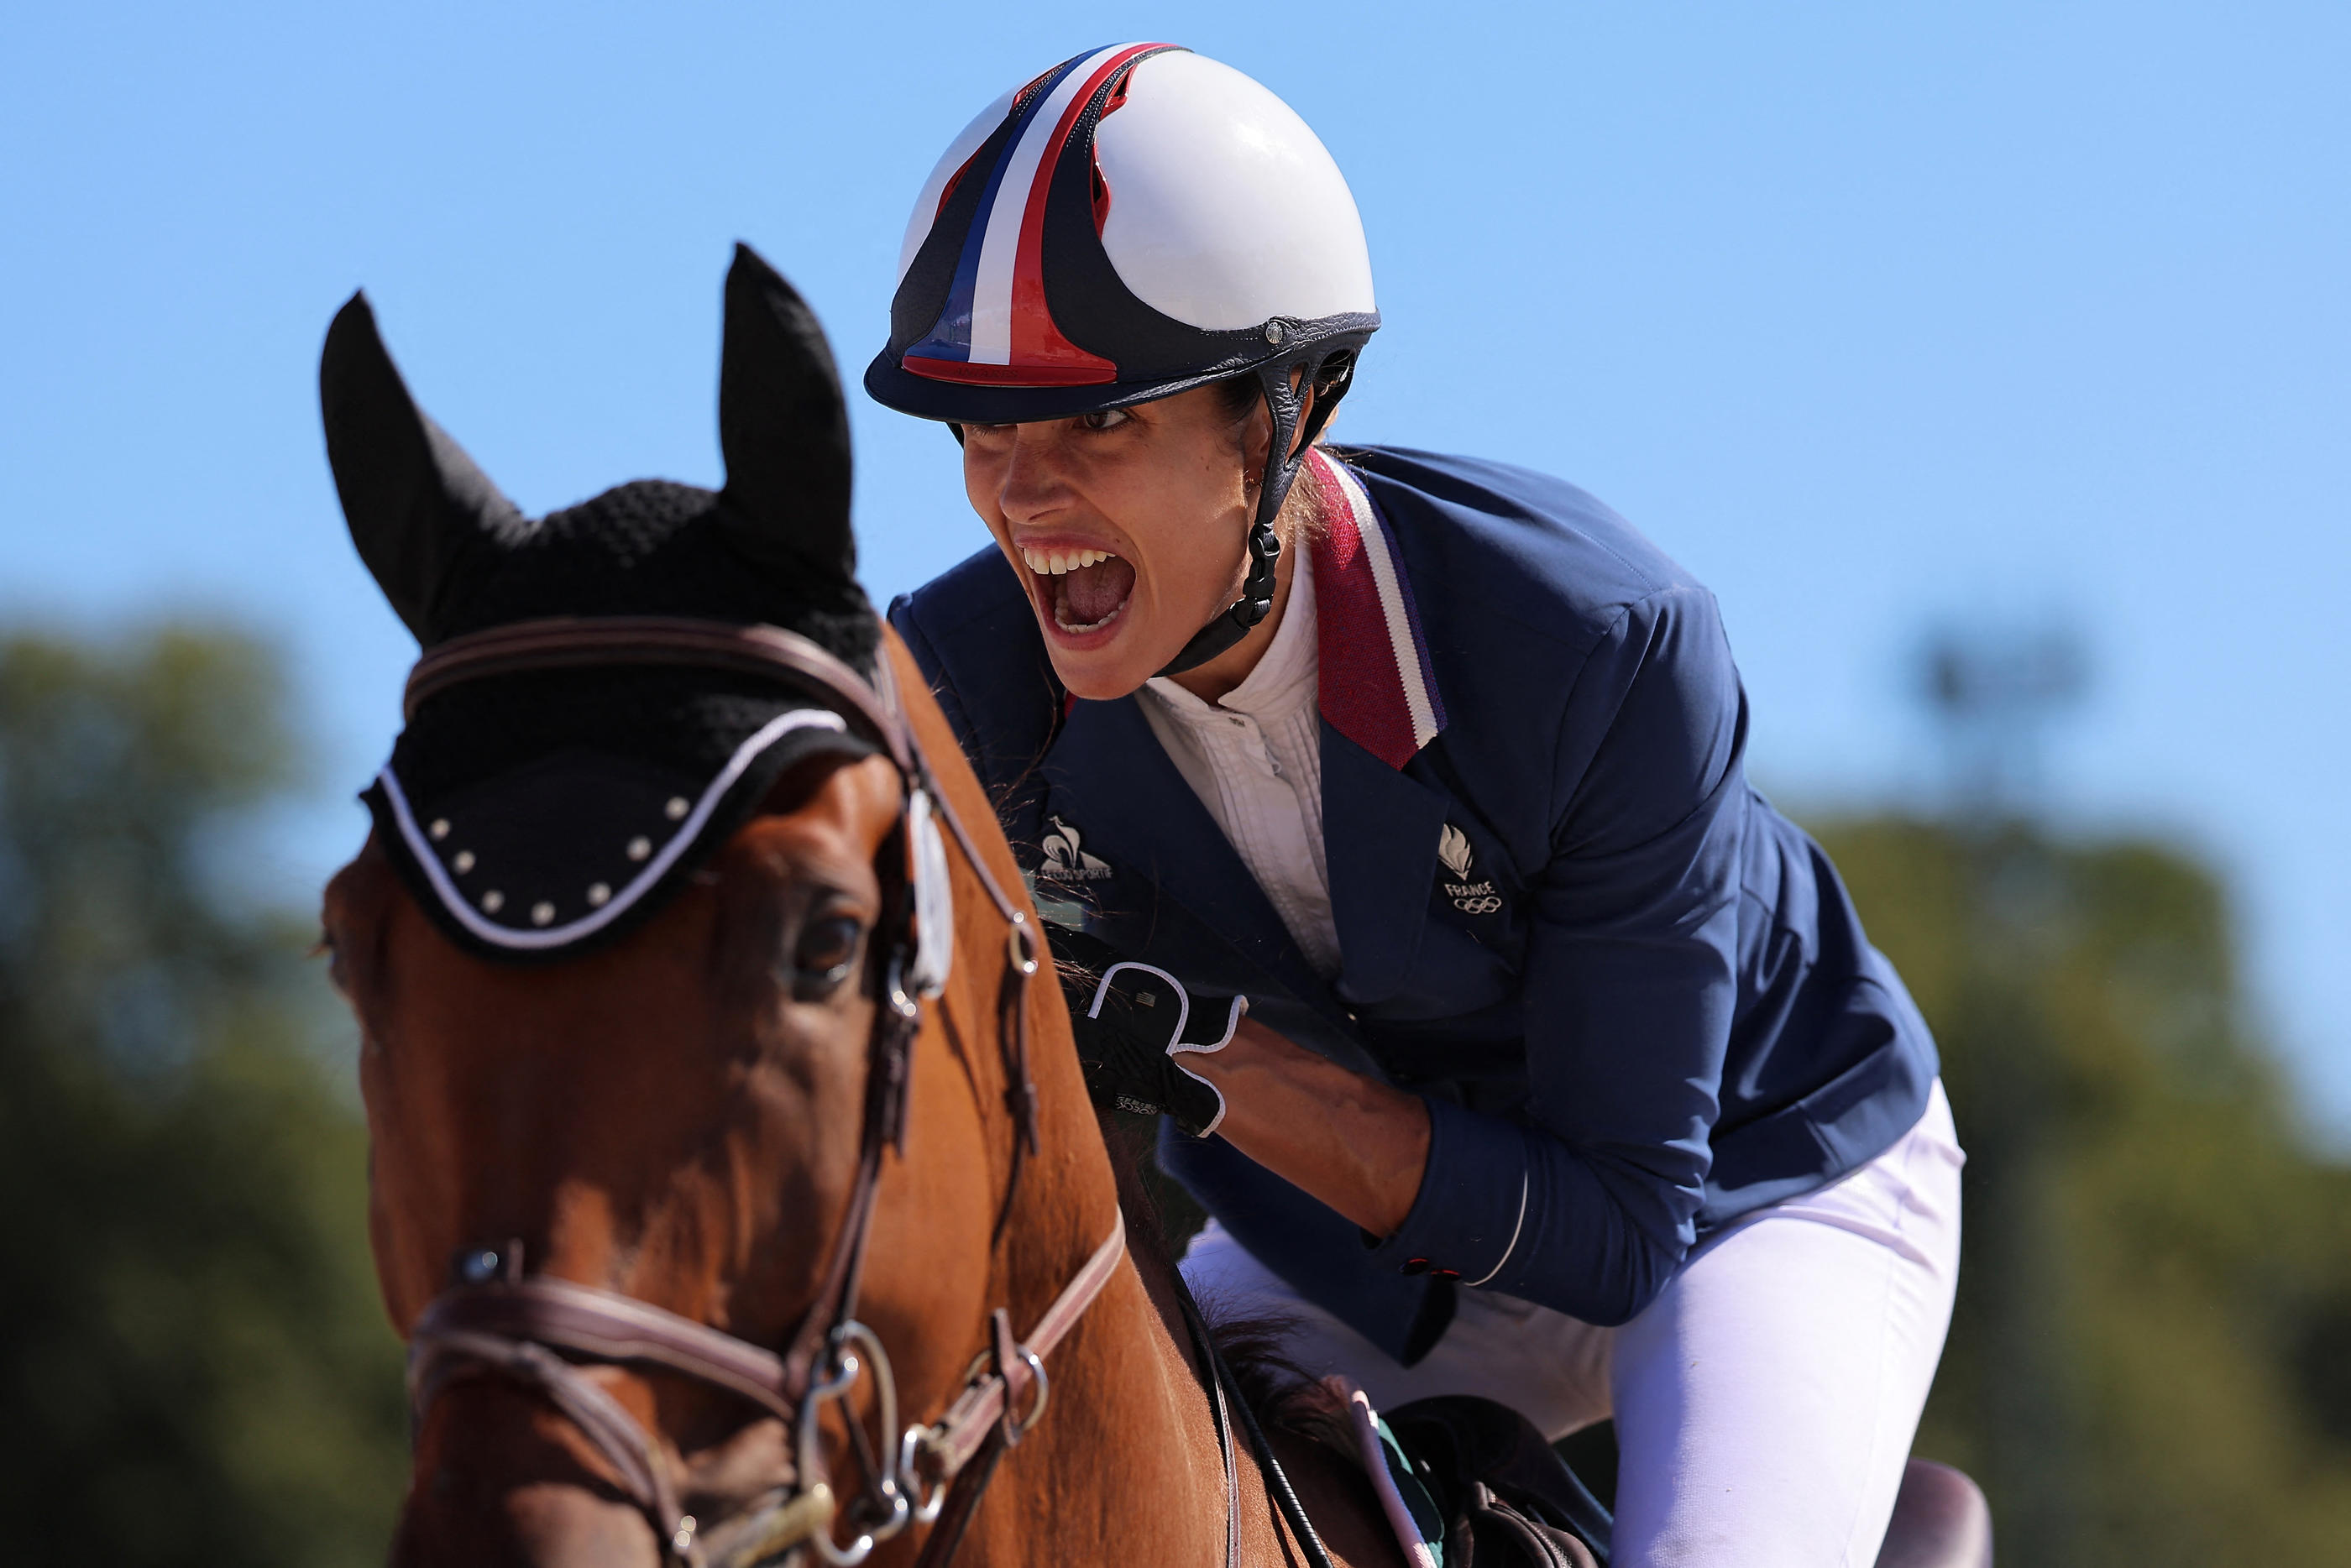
1429, 1267, 1462, 1282
1401, 1257, 1431, 1276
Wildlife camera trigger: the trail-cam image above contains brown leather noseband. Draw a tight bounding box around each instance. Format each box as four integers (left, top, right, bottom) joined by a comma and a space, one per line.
395, 617, 1125, 1568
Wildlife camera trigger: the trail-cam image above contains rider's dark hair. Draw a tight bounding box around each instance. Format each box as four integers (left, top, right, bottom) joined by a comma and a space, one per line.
1212, 372, 1263, 424
1212, 373, 1334, 546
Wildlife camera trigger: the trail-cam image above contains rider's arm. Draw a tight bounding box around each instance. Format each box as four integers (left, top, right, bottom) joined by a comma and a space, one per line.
1178, 1017, 1431, 1236
1208, 583, 1749, 1326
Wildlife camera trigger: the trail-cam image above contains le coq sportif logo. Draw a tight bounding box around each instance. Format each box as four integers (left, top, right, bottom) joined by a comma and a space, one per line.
1040, 815, 1113, 881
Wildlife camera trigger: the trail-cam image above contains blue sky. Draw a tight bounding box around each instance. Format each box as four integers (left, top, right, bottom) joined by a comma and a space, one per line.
5, 3, 2347, 1136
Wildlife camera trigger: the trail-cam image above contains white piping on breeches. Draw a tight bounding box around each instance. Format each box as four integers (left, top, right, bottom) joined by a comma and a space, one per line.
1180, 1079, 1966, 1568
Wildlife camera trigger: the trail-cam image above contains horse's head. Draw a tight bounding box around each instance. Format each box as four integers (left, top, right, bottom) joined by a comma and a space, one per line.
317, 248, 1092, 1566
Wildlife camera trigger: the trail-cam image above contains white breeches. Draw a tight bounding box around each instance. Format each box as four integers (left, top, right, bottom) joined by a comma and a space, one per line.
1181, 1080, 1965, 1568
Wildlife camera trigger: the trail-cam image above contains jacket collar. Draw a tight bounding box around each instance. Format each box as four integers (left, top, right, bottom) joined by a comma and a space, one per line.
1042, 695, 1343, 1017
1034, 450, 1454, 1015
1304, 450, 1448, 771
1041, 694, 1450, 1020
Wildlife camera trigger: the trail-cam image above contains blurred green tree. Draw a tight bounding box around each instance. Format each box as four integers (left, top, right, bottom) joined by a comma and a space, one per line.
0, 628, 406, 1566
1816, 814, 2351, 1566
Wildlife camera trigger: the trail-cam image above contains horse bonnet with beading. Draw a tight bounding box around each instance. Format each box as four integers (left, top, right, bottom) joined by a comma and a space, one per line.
323, 246, 904, 963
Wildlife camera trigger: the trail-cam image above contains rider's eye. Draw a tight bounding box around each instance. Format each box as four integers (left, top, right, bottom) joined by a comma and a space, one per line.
1077, 408, 1129, 433
790, 914, 865, 995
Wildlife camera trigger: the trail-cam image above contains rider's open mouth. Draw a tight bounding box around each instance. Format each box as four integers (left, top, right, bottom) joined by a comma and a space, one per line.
1021, 544, 1134, 635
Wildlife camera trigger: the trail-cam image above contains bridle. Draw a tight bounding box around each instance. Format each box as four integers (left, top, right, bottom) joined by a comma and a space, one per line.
394, 615, 1127, 1568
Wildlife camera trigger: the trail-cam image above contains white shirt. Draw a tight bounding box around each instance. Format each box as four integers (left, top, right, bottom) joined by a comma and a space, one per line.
1139, 543, 1343, 977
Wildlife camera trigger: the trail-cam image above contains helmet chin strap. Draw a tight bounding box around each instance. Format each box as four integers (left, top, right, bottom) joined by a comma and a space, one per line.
1153, 516, 1280, 677
1155, 352, 1355, 678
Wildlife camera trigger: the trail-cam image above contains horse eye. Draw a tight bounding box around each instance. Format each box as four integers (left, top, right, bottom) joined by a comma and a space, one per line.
315, 931, 352, 998
791, 915, 865, 994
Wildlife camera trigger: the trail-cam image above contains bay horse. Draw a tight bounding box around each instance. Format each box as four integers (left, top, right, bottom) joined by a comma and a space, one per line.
316, 246, 1987, 1568
316, 244, 1406, 1568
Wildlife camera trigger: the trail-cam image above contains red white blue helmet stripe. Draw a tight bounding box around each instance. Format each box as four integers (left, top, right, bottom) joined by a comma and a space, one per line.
869, 44, 1378, 426
902, 43, 1177, 387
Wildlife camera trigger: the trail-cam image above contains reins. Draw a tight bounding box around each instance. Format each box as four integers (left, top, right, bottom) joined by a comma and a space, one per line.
397, 615, 1118, 1568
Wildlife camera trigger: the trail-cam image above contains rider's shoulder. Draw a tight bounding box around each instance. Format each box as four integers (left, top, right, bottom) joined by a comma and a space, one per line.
889, 541, 1043, 693
1335, 444, 1715, 655
893, 541, 1029, 642
888, 544, 1058, 762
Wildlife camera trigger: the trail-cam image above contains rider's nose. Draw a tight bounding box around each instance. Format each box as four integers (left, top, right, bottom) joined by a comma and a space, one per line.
996, 427, 1072, 523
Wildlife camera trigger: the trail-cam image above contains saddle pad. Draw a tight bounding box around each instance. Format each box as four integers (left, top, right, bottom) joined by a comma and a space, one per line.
1327, 1376, 1447, 1568
1380, 1394, 1612, 1565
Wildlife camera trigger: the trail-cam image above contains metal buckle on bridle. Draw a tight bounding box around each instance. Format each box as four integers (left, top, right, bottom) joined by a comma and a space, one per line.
896, 1424, 952, 1526
795, 1321, 911, 1567
1003, 1346, 1050, 1444
886, 955, 923, 1027
1004, 912, 1039, 977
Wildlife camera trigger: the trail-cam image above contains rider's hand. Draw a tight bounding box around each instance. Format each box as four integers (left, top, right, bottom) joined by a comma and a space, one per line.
1044, 923, 1244, 1137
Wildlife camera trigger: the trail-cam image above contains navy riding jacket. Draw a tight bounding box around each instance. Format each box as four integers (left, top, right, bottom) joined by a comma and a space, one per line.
889, 446, 1938, 1362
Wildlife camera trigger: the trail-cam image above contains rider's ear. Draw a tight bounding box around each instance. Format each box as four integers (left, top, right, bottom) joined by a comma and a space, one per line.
716, 243, 856, 588
319, 292, 527, 643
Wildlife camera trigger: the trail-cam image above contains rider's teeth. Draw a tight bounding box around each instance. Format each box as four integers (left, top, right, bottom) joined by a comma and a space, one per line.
1023, 545, 1121, 574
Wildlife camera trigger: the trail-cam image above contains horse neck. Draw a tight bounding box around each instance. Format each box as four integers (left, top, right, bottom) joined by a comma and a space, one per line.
877, 627, 1307, 1565
940, 1114, 1286, 1567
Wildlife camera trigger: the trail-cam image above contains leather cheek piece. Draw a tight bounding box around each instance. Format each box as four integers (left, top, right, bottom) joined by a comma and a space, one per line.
906, 787, 955, 996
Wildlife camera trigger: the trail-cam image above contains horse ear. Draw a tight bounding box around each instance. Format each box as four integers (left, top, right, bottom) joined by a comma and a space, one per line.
717, 243, 856, 583
319, 291, 526, 642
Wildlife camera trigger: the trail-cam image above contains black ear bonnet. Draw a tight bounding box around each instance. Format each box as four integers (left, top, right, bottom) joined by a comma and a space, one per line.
324, 245, 893, 964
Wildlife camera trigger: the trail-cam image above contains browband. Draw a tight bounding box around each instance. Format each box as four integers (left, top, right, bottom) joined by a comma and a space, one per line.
403, 615, 913, 776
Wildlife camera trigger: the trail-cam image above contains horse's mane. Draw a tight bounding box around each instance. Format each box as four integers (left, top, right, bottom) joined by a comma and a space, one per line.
1093, 1113, 1354, 1455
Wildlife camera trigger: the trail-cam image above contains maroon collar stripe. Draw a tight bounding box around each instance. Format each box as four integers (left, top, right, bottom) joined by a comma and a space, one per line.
1307, 451, 1447, 769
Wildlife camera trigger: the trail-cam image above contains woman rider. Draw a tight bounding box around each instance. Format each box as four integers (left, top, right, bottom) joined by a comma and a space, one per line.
869, 44, 1963, 1566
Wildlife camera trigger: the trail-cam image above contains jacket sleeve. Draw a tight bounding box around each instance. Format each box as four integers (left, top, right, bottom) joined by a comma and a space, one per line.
1362, 583, 1750, 1325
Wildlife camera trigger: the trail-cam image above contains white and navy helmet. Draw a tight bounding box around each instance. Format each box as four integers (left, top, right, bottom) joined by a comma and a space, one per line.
866, 45, 1381, 671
